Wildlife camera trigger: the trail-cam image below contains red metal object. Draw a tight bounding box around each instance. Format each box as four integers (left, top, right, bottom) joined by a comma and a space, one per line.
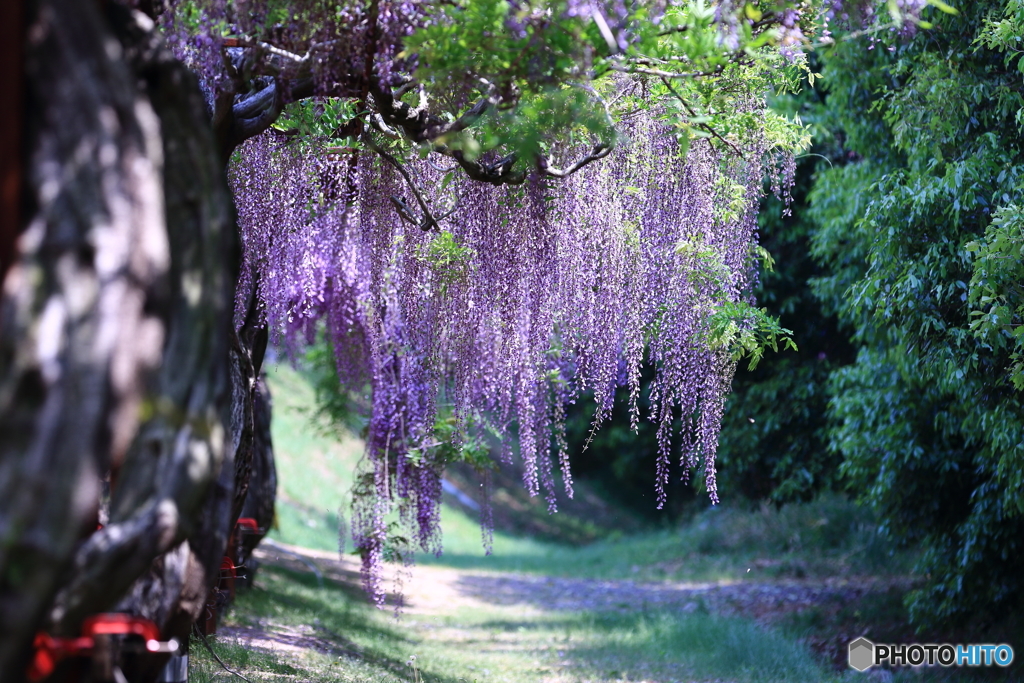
82, 613, 160, 642
27, 632, 92, 681
201, 519, 266, 638
220, 555, 237, 581
235, 517, 260, 533
27, 614, 164, 681
221, 555, 238, 602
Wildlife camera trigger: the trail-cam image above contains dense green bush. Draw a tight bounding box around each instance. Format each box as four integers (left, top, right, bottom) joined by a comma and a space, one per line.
809, 0, 1024, 629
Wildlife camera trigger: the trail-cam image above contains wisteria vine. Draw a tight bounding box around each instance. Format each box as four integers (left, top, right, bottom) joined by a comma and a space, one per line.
152, 0, 951, 603
231, 100, 784, 602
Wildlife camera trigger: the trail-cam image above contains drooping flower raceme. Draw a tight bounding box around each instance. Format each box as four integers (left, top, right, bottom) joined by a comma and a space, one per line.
231, 100, 779, 602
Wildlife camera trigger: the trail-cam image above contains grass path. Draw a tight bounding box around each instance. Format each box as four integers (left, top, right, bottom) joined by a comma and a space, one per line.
196, 542, 857, 683
199, 363, 889, 683
247, 541, 886, 625
189, 365, 1005, 682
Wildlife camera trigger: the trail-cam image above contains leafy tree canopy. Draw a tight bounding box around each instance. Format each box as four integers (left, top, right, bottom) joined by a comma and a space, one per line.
808, 0, 1024, 628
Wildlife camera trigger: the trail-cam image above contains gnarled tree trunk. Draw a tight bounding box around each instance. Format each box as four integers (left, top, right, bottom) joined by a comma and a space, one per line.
1, 0, 177, 675
235, 375, 277, 589
0, 1, 259, 680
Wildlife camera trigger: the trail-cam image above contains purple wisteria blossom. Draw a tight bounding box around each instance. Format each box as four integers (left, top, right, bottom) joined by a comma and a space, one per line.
230, 99, 782, 601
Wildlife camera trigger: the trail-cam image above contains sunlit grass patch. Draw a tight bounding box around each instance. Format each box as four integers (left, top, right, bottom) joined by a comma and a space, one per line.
264, 362, 361, 553
204, 564, 487, 683
405, 605, 845, 683
189, 633, 408, 682
192, 565, 423, 683
569, 610, 837, 683
188, 637, 306, 682
194, 561, 850, 683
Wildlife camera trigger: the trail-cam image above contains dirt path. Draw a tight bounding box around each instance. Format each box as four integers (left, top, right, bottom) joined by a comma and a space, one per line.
214, 540, 896, 682
240, 541, 889, 623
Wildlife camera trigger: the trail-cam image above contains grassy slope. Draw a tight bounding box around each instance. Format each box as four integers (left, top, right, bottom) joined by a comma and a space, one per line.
264, 362, 362, 552
418, 494, 914, 583
265, 362, 572, 559
266, 362, 910, 584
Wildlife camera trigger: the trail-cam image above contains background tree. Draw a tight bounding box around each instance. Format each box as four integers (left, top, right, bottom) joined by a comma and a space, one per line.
806, 0, 1024, 629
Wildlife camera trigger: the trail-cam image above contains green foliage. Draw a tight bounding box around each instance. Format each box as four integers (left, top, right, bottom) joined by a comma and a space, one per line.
272, 97, 362, 149
808, 0, 1024, 629
304, 340, 370, 438
406, 413, 494, 472
673, 233, 797, 371
412, 230, 475, 298
977, 0, 1024, 59
400, 0, 812, 166
714, 69, 855, 505
706, 301, 797, 371
967, 204, 1024, 389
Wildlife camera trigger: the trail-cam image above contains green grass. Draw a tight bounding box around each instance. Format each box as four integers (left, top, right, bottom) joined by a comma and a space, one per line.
193, 563, 1019, 683
415, 493, 914, 585
192, 563, 846, 683
189, 637, 308, 682
264, 362, 363, 552
266, 361, 914, 584
209, 361, 1017, 683
569, 610, 833, 683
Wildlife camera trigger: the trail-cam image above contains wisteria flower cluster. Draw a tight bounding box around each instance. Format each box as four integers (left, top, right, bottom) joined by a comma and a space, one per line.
153, 0, 955, 603
231, 100, 780, 601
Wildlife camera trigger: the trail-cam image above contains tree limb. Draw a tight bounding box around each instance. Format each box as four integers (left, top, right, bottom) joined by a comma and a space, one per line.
216, 47, 619, 185
214, 74, 315, 160
370, 77, 501, 145
362, 132, 445, 231
537, 143, 613, 177
659, 76, 742, 157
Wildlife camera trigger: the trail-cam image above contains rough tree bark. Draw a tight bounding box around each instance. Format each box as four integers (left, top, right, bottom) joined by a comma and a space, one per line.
42, 0, 237, 641
235, 376, 277, 589
72, 9, 275, 678
0, 0, 176, 675
0, 1, 253, 680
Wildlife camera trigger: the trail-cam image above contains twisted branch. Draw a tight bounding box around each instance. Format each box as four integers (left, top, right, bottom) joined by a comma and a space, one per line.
659, 77, 742, 157
362, 131, 445, 231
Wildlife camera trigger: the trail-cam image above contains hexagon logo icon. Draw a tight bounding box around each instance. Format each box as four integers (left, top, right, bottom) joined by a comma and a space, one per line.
849, 637, 875, 672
